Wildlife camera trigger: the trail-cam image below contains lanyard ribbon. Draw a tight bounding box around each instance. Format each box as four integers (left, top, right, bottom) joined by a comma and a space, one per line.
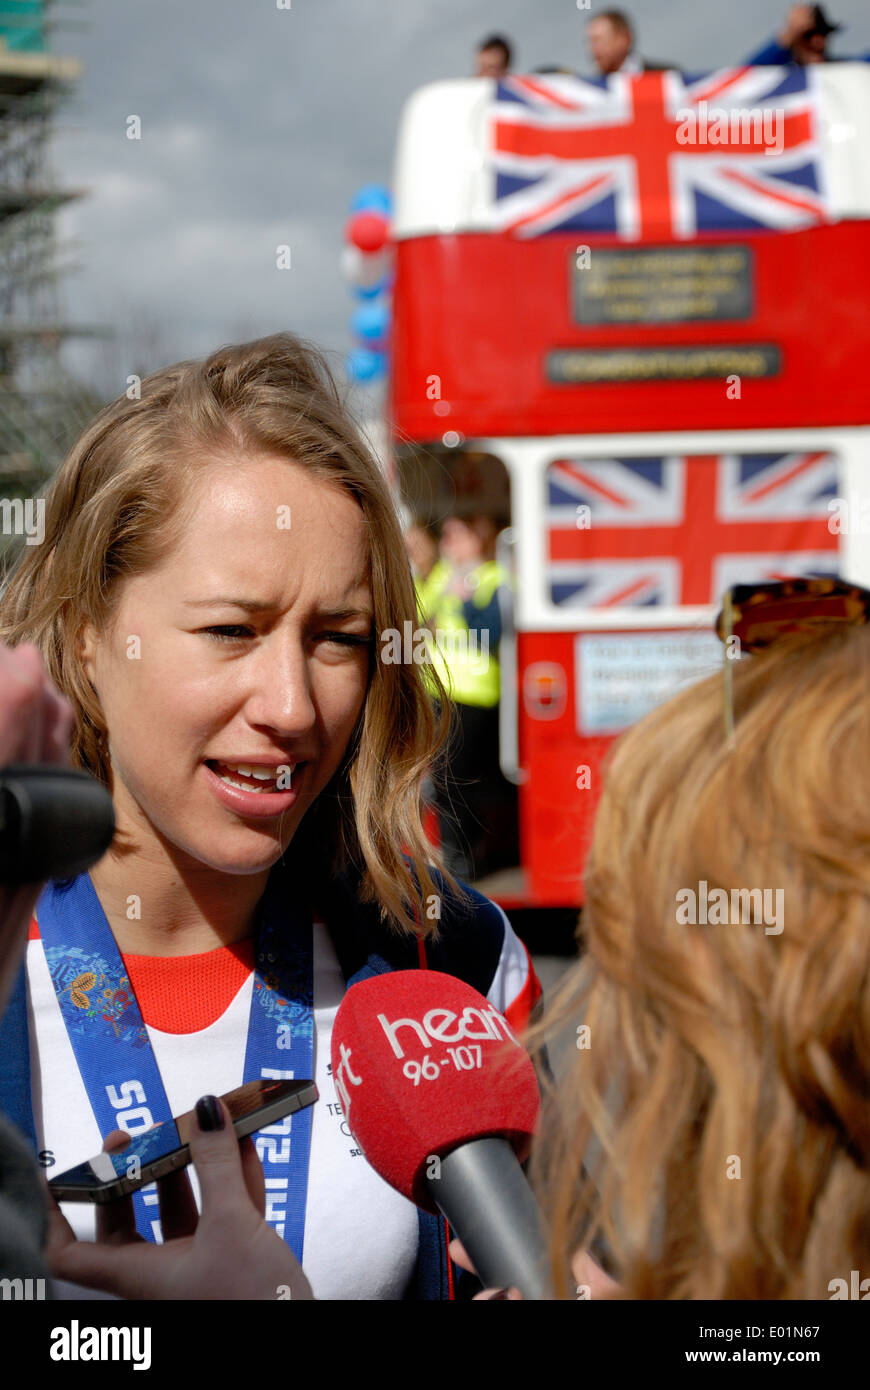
36, 871, 314, 1257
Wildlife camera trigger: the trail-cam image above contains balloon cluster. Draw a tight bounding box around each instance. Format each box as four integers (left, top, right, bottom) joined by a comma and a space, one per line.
342, 185, 393, 384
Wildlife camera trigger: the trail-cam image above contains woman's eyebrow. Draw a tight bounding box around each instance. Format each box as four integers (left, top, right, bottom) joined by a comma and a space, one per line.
183, 597, 373, 621
184, 597, 274, 613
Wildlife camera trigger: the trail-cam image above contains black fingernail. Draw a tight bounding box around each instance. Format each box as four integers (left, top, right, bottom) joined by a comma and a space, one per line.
195, 1095, 225, 1132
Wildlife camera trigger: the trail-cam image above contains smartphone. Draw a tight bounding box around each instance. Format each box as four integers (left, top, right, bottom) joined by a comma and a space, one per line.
48, 1077, 318, 1203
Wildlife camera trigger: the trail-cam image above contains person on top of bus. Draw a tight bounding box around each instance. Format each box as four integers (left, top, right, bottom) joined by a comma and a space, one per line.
746, 4, 867, 66
0, 334, 540, 1301
585, 9, 673, 77
474, 34, 513, 80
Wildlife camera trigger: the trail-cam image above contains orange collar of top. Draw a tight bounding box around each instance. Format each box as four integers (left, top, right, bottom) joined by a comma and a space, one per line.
120, 939, 257, 1033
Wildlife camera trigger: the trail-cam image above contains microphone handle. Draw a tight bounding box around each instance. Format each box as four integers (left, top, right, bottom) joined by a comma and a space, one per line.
425, 1136, 553, 1300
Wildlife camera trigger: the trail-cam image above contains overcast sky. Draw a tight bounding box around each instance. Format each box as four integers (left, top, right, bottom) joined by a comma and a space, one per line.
51, 0, 870, 396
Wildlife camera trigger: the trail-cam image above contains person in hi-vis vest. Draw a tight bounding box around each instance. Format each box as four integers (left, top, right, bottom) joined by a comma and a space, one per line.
425, 513, 516, 881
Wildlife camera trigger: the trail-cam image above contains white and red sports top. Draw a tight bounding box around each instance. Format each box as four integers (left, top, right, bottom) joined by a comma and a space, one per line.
26, 901, 539, 1300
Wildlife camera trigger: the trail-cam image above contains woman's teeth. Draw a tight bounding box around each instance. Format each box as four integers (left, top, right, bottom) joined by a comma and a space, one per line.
212, 761, 294, 792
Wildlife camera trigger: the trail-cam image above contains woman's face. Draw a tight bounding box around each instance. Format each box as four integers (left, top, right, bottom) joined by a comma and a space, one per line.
80, 454, 373, 876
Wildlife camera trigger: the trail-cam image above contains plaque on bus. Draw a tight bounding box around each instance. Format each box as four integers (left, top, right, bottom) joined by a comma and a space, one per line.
572, 244, 754, 326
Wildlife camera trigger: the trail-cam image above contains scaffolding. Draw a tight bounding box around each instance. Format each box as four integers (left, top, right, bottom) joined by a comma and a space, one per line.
0, 1, 98, 561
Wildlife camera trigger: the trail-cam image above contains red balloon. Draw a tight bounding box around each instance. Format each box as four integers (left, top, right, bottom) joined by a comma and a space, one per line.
347, 210, 390, 253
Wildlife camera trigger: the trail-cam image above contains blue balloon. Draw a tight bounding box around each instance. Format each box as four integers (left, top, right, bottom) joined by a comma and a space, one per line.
350, 184, 392, 215
351, 298, 390, 343
351, 281, 383, 300
345, 348, 387, 383
351, 268, 394, 300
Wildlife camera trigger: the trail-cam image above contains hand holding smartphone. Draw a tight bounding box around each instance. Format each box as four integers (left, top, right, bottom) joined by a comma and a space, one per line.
49, 1077, 318, 1203
46, 1088, 317, 1300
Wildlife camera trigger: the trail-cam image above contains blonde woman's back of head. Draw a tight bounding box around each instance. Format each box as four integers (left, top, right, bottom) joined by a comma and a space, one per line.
531, 623, 870, 1299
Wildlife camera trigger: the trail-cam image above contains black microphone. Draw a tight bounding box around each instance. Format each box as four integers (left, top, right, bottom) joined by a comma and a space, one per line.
0, 765, 115, 883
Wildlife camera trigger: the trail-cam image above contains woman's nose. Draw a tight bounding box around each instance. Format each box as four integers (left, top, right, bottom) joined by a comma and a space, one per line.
242, 639, 317, 738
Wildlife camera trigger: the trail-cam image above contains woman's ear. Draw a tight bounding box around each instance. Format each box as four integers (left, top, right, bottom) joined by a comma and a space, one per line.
78, 622, 99, 694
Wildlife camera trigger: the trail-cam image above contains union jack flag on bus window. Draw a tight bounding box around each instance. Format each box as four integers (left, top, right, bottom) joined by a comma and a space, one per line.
489, 67, 829, 239
546, 452, 840, 608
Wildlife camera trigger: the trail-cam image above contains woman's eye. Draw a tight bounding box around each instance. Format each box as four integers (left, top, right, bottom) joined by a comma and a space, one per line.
199, 626, 372, 649
320, 632, 372, 649
200, 625, 254, 642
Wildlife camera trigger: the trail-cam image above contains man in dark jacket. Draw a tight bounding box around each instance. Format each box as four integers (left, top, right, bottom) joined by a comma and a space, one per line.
747, 4, 868, 65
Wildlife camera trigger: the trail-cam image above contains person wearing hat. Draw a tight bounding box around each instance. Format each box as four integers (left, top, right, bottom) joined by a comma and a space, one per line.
747, 4, 867, 65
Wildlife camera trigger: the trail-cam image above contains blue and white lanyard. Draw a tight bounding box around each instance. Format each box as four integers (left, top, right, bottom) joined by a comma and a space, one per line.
36, 870, 314, 1257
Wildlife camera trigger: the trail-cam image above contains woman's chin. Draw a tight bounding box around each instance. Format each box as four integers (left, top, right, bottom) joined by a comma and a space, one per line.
176, 826, 295, 878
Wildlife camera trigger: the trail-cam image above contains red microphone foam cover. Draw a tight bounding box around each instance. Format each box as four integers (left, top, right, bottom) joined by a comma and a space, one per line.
331, 970, 540, 1213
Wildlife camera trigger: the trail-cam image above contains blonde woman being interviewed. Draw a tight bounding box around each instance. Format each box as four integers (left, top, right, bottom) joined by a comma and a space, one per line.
0, 334, 540, 1301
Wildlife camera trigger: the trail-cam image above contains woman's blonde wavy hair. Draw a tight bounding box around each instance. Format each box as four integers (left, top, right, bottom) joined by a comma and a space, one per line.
0, 333, 455, 934
530, 622, 870, 1298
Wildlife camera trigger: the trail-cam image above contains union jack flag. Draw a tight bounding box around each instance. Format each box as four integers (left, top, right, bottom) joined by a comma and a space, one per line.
489, 67, 829, 238
547, 452, 839, 607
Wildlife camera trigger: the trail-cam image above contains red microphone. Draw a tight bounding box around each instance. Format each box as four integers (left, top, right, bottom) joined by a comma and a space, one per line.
331, 970, 552, 1298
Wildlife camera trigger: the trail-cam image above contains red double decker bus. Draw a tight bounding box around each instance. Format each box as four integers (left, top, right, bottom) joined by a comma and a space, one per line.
389, 64, 870, 909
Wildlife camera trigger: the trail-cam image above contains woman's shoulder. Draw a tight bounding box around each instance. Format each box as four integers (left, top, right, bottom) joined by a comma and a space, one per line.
408, 868, 543, 1031
411, 868, 529, 1007
426, 868, 511, 939
301, 856, 536, 1015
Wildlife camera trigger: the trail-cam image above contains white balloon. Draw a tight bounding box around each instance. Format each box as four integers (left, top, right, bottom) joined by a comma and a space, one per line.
340, 244, 392, 287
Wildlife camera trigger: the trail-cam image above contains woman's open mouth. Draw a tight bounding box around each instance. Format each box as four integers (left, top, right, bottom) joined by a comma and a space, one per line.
207, 759, 293, 792
203, 759, 302, 817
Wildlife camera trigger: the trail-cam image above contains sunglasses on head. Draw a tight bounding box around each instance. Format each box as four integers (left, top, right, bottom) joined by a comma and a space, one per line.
714, 576, 870, 740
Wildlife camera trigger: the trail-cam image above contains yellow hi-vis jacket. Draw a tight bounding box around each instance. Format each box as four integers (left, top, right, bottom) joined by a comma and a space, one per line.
413, 560, 451, 699
423, 560, 509, 709
414, 558, 452, 625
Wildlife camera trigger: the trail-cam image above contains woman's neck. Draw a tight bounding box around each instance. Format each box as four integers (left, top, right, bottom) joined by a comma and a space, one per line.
88, 852, 271, 958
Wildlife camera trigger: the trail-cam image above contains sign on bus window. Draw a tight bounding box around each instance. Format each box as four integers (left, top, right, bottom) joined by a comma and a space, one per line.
575, 630, 722, 737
